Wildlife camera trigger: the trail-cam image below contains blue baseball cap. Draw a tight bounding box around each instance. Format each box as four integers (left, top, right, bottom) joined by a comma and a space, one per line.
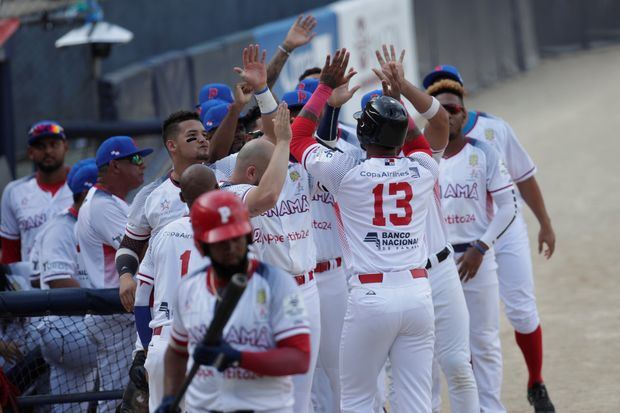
68, 159, 98, 194
27, 121, 66, 145
198, 98, 227, 122
197, 83, 234, 106
281, 90, 311, 109
202, 103, 231, 132
296, 78, 319, 94
95, 136, 153, 168
422, 65, 464, 89
360, 89, 383, 111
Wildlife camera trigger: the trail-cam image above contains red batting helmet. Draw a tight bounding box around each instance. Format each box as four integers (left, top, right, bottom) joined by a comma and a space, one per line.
190, 190, 252, 244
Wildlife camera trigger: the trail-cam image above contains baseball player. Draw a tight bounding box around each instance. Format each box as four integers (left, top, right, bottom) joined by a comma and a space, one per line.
76, 136, 153, 413
433, 84, 518, 412
290, 50, 440, 413
215, 44, 321, 413
116, 110, 219, 313
155, 191, 311, 413
0, 121, 72, 288
424, 65, 556, 412
36, 159, 98, 413
134, 164, 218, 411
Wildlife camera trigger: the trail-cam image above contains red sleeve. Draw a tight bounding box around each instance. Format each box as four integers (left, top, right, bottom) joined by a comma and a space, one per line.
403, 133, 432, 157
1, 237, 21, 264
290, 83, 333, 164
239, 333, 310, 376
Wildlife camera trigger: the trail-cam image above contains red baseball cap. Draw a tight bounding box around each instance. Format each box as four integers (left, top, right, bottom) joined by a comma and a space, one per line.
190, 190, 252, 244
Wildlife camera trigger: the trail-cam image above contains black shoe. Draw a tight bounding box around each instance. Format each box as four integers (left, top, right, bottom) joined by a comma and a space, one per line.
528, 382, 556, 413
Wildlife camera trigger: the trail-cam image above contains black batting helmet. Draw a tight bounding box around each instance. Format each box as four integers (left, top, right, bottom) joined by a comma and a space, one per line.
354, 96, 408, 149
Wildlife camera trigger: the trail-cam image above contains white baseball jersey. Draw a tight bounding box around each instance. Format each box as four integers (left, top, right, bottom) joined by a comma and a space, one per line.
210, 153, 239, 180
137, 216, 210, 329
465, 111, 536, 185
0, 175, 72, 260
76, 186, 128, 288
439, 138, 513, 244
125, 174, 187, 241
169, 261, 310, 411
221, 162, 317, 275
299, 144, 438, 274
37, 208, 91, 289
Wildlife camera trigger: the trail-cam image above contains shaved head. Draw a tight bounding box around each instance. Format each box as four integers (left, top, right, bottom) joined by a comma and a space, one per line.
180, 164, 219, 208
231, 139, 275, 185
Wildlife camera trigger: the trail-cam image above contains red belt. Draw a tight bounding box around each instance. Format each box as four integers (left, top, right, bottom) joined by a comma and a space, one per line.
314, 257, 343, 274
294, 271, 314, 286
358, 269, 428, 284
153, 326, 163, 336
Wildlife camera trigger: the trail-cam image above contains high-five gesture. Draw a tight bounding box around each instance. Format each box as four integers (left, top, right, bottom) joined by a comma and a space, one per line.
283, 15, 317, 51
273, 102, 292, 144
319, 48, 353, 89
372, 62, 402, 100
328, 68, 360, 108
234, 44, 268, 91
375, 44, 406, 86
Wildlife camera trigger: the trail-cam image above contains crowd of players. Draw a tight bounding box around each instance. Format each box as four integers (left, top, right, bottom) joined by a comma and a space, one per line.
0, 14, 557, 413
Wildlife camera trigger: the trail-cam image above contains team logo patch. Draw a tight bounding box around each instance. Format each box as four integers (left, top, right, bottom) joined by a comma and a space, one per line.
289, 171, 301, 182
160, 199, 170, 212
363, 231, 419, 251
485, 128, 495, 141
257, 288, 266, 305
283, 293, 306, 319
384, 158, 395, 166
469, 154, 478, 166
363, 232, 380, 249
111, 150, 120, 156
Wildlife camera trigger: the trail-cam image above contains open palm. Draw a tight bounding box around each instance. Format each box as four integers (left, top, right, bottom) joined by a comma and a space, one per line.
234, 44, 267, 90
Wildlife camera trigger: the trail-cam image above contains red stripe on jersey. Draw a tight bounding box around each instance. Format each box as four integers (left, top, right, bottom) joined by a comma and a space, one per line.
125, 228, 150, 239
489, 183, 513, 194
0, 237, 21, 264
403, 134, 432, 157
486, 191, 494, 222
138, 272, 154, 280
291, 116, 321, 163
513, 166, 536, 183
102, 244, 117, 287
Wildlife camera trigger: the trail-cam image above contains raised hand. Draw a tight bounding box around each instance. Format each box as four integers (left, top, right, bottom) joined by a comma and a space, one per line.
328, 68, 360, 108
273, 102, 292, 143
233, 82, 254, 108
283, 15, 317, 51
372, 61, 402, 100
319, 48, 353, 89
234, 44, 268, 91
375, 44, 405, 86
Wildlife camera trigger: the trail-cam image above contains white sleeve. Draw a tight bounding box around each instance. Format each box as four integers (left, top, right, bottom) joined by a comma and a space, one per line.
211, 154, 237, 180
300, 143, 359, 195
485, 145, 513, 195
221, 183, 256, 202
125, 183, 154, 241
480, 189, 518, 246
0, 183, 19, 239
407, 151, 440, 179
92, 197, 127, 249
268, 267, 311, 342
501, 121, 537, 182
39, 223, 78, 285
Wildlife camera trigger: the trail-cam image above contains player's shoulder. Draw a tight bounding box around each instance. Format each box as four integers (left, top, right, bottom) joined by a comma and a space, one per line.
140, 174, 173, 204
220, 182, 255, 198
41, 210, 75, 240
157, 216, 192, 240
467, 138, 500, 161
2, 174, 35, 198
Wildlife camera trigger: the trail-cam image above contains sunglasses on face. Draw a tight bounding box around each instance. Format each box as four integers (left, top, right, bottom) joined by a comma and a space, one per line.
442, 103, 464, 115
29, 123, 64, 137
118, 154, 144, 166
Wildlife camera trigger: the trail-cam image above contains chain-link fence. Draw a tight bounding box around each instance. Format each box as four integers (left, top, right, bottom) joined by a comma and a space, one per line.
0, 288, 135, 412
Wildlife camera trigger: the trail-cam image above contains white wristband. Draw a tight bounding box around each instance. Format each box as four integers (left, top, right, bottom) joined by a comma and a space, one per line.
254, 87, 278, 115
420, 97, 440, 120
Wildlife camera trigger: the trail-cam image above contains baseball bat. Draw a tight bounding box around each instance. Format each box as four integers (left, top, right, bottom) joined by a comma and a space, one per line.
170, 272, 248, 410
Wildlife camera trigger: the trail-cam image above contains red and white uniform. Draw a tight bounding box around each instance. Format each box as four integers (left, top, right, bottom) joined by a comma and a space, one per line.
137, 216, 210, 411
439, 138, 516, 413
0, 174, 72, 262
221, 163, 320, 413
75, 185, 135, 413
466, 111, 541, 334
291, 113, 437, 413
169, 261, 310, 412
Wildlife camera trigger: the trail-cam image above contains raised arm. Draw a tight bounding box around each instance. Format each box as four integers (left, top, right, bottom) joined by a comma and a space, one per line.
266, 15, 317, 88
245, 103, 293, 216
206, 83, 253, 163
235, 44, 277, 143
316, 71, 360, 144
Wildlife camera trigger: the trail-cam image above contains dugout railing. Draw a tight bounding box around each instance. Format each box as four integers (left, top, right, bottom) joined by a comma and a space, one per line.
0, 288, 131, 411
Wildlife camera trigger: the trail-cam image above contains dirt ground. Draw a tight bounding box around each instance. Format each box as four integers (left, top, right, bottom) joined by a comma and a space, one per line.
437, 45, 620, 412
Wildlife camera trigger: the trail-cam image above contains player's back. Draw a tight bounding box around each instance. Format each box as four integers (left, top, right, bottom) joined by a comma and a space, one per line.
336, 154, 438, 274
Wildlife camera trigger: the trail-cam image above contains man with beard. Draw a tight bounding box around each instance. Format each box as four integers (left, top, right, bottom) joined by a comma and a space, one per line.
1, 121, 72, 277
156, 190, 310, 413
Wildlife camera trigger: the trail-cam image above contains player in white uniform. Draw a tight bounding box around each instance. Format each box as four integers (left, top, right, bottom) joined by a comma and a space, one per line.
291, 51, 441, 413
0, 121, 72, 287
76, 136, 153, 413
156, 191, 311, 413
35, 159, 98, 413
133, 164, 218, 411
425, 66, 556, 412
434, 86, 518, 413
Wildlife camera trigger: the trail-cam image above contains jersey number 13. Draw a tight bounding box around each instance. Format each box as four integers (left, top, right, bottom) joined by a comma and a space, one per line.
372, 182, 413, 226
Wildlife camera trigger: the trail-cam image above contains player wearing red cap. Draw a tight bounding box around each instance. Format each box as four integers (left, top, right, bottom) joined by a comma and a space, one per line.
156, 191, 311, 413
